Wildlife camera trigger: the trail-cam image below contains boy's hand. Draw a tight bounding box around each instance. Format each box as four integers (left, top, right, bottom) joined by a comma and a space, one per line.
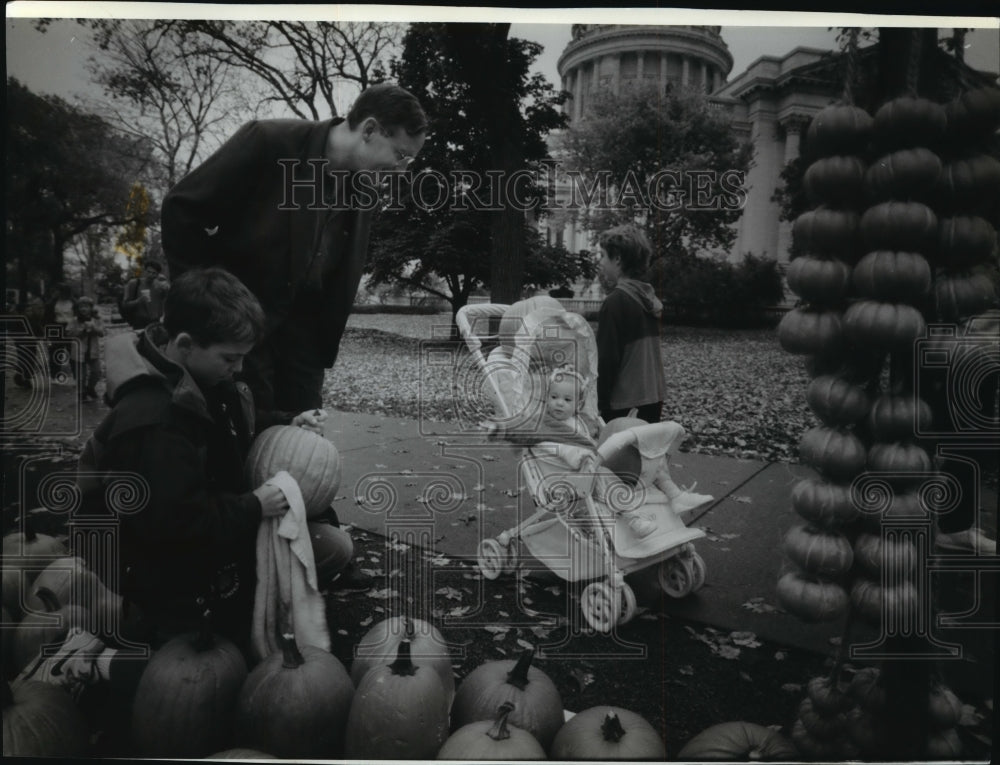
253, 484, 290, 517
292, 408, 327, 434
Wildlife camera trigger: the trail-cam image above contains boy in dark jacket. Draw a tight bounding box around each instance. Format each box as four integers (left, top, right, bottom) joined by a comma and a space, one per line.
596, 224, 667, 424
77, 268, 327, 649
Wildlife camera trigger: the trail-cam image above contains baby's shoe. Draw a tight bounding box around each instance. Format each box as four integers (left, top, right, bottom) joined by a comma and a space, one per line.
623, 511, 657, 539
670, 489, 714, 515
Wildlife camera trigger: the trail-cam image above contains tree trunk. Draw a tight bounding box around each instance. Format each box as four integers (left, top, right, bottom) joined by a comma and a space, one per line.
489, 139, 526, 305
49, 229, 66, 288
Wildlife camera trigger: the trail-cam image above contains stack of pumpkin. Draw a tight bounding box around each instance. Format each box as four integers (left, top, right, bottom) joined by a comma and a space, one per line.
777, 102, 874, 627
841, 94, 947, 633
934, 89, 1000, 326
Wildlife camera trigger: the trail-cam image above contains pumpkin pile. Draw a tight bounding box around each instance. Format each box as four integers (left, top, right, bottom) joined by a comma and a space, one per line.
778, 101, 874, 625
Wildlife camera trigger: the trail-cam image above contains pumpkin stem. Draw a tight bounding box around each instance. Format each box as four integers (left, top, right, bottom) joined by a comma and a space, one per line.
193, 609, 215, 652
601, 711, 627, 742
23, 515, 38, 543
280, 632, 306, 669
34, 586, 61, 614
505, 647, 535, 691
487, 701, 516, 741
389, 638, 418, 676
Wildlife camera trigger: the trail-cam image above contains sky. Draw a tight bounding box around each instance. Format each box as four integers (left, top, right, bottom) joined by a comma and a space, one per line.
6, 6, 998, 106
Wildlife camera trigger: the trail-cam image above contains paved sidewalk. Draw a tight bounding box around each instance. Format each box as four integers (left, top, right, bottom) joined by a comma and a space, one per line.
321, 409, 997, 696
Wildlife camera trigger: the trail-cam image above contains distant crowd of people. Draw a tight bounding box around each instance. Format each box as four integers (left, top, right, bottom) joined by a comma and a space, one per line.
10, 259, 169, 400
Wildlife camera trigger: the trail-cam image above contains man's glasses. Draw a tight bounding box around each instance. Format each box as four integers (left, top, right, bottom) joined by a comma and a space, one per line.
377, 123, 415, 169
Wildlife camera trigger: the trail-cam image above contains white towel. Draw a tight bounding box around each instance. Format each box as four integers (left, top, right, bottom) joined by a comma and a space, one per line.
251, 470, 330, 662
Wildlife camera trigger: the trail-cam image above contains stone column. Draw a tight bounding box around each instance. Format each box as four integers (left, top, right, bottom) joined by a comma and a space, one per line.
660, 53, 668, 89
776, 114, 810, 269
612, 54, 621, 95
574, 68, 583, 122
637, 50, 645, 81
681, 56, 690, 87
592, 58, 599, 91
700, 60, 708, 92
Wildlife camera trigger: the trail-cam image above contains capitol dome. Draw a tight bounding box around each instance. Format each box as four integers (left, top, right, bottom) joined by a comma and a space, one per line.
557, 25, 734, 122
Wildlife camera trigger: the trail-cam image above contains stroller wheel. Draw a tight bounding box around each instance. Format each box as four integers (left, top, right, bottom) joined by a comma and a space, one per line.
581, 581, 628, 633
478, 538, 506, 580
689, 551, 707, 591
619, 581, 638, 624
659, 556, 695, 598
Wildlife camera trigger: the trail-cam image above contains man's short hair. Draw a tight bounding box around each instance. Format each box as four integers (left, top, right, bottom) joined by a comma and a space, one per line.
599, 224, 653, 278
162, 268, 264, 347
347, 83, 428, 136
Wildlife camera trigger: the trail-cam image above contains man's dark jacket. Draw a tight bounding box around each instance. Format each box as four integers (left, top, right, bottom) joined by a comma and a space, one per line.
161, 118, 373, 367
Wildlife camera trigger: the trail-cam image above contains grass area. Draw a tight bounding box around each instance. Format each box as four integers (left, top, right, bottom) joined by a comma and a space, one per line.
326, 314, 817, 462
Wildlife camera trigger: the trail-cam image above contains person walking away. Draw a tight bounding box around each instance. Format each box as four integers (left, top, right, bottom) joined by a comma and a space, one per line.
595, 225, 666, 424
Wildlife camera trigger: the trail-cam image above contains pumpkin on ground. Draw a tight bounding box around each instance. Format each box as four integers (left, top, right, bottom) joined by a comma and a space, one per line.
806, 674, 854, 714
2, 522, 68, 616
550, 706, 666, 760
677, 720, 797, 761
936, 154, 1000, 213
235, 632, 354, 759
344, 638, 450, 760
131, 611, 248, 758
10, 587, 89, 679
350, 615, 455, 707
927, 682, 963, 729
24, 556, 121, 629
438, 701, 546, 760
945, 86, 1000, 142
797, 696, 848, 739
245, 425, 342, 517
449, 647, 564, 752
776, 570, 848, 623
866, 441, 933, 482
2, 679, 90, 758
790, 717, 843, 760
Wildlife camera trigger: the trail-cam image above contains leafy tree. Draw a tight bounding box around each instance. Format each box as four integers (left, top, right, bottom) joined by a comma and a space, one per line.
561, 81, 751, 263
6, 78, 155, 291
368, 21, 573, 319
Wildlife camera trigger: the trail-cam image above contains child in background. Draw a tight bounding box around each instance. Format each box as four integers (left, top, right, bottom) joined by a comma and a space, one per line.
66, 296, 105, 401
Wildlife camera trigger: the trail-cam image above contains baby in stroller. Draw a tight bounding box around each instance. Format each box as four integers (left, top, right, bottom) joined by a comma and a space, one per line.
476, 302, 710, 542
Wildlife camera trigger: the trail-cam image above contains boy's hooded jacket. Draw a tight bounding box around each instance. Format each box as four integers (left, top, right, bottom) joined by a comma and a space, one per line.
597, 278, 667, 413
77, 325, 263, 642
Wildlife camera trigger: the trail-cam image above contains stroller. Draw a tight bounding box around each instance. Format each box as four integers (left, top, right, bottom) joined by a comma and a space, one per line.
456, 299, 712, 633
